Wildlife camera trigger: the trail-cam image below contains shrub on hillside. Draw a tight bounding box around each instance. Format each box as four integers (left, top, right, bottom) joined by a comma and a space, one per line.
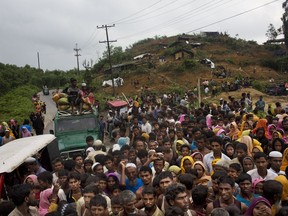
183, 59, 197, 69
251, 80, 265, 92
0, 85, 39, 123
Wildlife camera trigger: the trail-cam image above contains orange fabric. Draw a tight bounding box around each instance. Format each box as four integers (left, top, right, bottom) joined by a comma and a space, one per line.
253, 119, 269, 139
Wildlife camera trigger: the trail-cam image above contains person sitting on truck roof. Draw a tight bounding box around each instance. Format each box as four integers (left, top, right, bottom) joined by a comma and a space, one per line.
67, 78, 82, 114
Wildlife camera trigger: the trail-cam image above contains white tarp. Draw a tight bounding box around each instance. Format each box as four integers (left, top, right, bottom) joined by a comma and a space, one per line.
102, 77, 124, 87
0, 134, 56, 173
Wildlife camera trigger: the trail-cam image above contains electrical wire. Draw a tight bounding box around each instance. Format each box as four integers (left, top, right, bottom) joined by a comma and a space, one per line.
186, 0, 282, 34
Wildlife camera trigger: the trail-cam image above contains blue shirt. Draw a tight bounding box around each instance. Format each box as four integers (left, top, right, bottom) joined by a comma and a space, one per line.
125, 178, 143, 193
236, 193, 259, 207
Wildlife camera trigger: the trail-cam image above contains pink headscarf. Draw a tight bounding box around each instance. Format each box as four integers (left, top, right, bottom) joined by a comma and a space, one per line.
206, 114, 212, 129
22, 126, 31, 138
267, 124, 276, 140
39, 188, 53, 216
24, 174, 38, 185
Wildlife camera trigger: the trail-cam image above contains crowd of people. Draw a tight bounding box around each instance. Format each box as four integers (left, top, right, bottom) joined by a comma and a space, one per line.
1, 86, 288, 216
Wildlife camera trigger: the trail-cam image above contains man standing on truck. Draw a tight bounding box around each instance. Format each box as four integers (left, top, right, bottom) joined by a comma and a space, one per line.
67, 78, 82, 114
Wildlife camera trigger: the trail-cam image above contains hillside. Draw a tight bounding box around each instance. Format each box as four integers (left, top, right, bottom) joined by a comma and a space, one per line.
97, 34, 288, 104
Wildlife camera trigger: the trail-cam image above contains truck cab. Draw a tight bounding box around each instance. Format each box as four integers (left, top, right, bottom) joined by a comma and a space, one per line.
53, 110, 99, 159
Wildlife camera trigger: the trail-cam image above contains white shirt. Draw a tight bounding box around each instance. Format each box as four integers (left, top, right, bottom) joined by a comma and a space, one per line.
141, 122, 152, 134
203, 152, 231, 175
247, 168, 278, 182
268, 168, 286, 176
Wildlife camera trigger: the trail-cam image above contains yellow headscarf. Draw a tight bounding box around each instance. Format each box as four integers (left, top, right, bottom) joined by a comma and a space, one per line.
253, 145, 263, 152
180, 156, 194, 174
281, 148, 288, 171
275, 175, 288, 202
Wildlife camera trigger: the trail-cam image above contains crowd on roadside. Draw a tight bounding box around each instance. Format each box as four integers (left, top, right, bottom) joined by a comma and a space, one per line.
1, 86, 288, 216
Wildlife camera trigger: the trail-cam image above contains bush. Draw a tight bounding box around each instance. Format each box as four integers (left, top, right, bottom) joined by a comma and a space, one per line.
183, 59, 197, 69
0, 85, 39, 123
251, 80, 265, 92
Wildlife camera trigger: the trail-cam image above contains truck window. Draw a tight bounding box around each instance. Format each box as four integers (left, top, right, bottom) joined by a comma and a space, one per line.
56, 117, 96, 133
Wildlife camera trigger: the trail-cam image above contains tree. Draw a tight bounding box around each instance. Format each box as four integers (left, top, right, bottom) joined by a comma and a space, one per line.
266, 24, 278, 40
282, 0, 288, 49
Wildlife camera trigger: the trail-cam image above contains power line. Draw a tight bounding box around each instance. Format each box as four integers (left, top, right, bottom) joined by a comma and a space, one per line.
186, 0, 282, 34
118, 0, 197, 25
116, 0, 180, 24
116, 0, 230, 40
110, 0, 164, 24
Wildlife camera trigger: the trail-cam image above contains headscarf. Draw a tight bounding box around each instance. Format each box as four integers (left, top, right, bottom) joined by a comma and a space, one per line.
21, 126, 31, 138
272, 131, 283, 140
253, 119, 268, 139
215, 128, 225, 137
244, 196, 271, 216
175, 140, 185, 155
242, 156, 255, 172
39, 188, 53, 216
227, 121, 240, 141
168, 165, 182, 175
280, 148, 288, 171
106, 173, 120, 185
192, 161, 211, 186
253, 145, 263, 153
267, 124, 277, 140
206, 114, 212, 129
191, 152, 203, 162
180, 156, 194, 173
238, 121, 250, 137
239, 135, 254, 156
252, 178, 264, 194
24, 174, 38, 185
274, 175, 288, 202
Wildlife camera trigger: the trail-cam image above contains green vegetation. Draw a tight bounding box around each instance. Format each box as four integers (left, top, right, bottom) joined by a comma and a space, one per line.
0, 85, 39, 123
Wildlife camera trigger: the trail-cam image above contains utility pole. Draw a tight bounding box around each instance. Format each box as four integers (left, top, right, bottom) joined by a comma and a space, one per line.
37, 52, 41, 70
74, 43, 81, 75
97, 24, 117, 96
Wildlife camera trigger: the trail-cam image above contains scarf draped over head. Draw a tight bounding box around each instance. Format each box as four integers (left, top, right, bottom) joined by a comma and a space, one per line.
253, 145, 263, 153
267, 124, 277, 140
192, 161, 211, 186
252, 178, 264, 194
227, 121, 240, 141
238, 121, 249, 137
245, 196, 271, 216
239, 135, 254, 156
180, 156, 194, 174
191, 152, 203, 162
24, 174, 39, 184
281, 148, 288, 171
253, 119, 269, 139
275, 175, 288, 202
39, 188, 53, 216
22, 126, 31, 137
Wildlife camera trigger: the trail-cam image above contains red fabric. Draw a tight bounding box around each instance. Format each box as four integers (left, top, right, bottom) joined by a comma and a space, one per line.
108, 100, 128, 108
0, 174, 4, 199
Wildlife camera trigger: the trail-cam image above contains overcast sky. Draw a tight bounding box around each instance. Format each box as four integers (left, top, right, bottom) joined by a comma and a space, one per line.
0, 0, 284, 71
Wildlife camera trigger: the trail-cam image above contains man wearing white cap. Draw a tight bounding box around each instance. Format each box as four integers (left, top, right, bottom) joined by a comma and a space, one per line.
268, 151, 285, 175
120, 162, 143, 193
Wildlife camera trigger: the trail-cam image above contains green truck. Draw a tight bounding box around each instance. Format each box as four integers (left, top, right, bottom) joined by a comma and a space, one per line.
53, 110, 99, 159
